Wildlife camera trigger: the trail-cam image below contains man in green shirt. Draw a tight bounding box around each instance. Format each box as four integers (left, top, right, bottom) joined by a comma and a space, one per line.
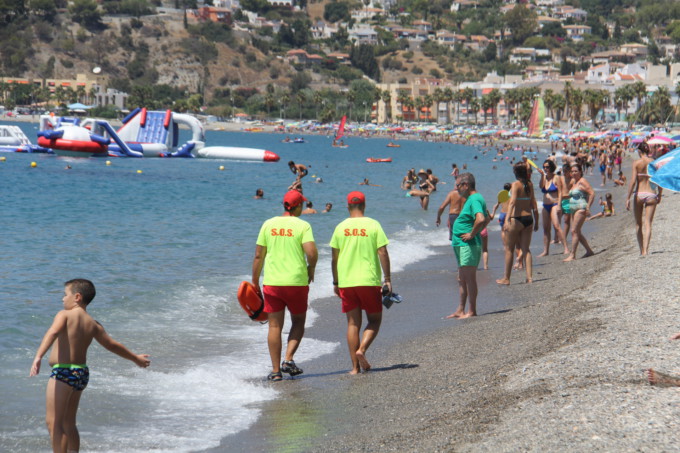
449, 173, 489, 319
252, 190, 318, 381
331, 191, 391, 374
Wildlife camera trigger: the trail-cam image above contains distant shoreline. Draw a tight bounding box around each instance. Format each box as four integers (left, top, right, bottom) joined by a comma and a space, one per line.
1, 113, 554, 152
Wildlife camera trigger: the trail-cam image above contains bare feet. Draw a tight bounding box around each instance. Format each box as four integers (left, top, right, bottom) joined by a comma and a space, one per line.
349, 368, 360, 375
551, 239, 559, 244
671, 332, 680, 340
496, 278, 510, 285
537, 251, 549, 258
446, 308, 465, 319
563, 249, 570, 255
356, 350, 371, 371
563, 255, 575, 262
582, 251, 594, 258
526, 278, 533, 284
647, 368, 680, 387
459, 312, 477, 319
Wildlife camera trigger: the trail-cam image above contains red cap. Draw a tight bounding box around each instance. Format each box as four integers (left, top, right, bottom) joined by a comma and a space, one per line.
283, 190, 307, 209
347, 191, 365, 204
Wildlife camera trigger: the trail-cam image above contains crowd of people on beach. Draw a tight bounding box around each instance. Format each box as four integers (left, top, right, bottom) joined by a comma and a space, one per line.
28, 130, 677, 453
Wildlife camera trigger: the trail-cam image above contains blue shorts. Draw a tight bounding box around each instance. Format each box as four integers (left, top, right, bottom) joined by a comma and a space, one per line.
50, 364, 89, 391
454, 244, 481, 268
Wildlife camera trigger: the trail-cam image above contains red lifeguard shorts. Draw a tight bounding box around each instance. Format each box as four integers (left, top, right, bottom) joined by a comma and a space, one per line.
339, 286, 382, 314
263, 285, 309, 315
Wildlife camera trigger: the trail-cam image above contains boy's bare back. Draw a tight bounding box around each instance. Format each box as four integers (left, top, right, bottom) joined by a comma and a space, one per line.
47, 308, 100, 366
30, 281, 149, 377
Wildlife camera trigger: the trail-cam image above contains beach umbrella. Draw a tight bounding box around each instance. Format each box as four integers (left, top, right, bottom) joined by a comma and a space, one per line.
649, 147, 680, 192
648, 136, 673, 145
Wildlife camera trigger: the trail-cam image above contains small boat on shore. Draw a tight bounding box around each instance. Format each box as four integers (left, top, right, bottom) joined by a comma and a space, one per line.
366, 157, 392, 163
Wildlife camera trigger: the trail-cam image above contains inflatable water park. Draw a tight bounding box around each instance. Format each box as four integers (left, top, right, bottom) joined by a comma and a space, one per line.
0, 125, 50, 153
35, 108, 279, 161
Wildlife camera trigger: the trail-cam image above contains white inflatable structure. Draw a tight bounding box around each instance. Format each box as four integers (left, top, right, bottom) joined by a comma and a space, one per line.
37, 108, 279, 161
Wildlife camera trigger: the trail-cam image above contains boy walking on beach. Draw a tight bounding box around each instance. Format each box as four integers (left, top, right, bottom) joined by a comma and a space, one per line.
30, 279, 150, 453
252, 190, 318, 381
331, 191, 391, 374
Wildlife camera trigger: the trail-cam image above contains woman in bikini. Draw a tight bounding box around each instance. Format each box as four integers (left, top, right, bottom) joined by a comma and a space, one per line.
408, 170, 435, 210
537, 160, 569, 257
497, 163, 539, 285
564, 164, 595, 262
558, 162, 573, 246
625, 142, 663, 256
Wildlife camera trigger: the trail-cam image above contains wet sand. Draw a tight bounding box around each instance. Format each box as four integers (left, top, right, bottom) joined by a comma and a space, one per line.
204, 160, 679, 451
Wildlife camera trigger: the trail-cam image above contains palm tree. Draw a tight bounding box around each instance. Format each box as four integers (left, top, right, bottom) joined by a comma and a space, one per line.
584, 89, 609, 127
640, 86, 672, 125
280, 92, 290, 119
461, 87, 474, 124
631, 81, 647, 120
570, 88, 584, 125
347, 89, 356, 122
468, 97, 480, 125
552, 93, 566, 122
613, 86, 629, 124
488, 89, 502, 125
381, 89, 392, 123
414, 96, 425, 122
504, 88, 521, 125
296, 91, 306, 120
443, 87, 453, 125
76, 85, 86, 104
312, 91, 323, 120
452, 90, 462, 124
481, 94, 493, 125
265, 92, 275, 118
563, 81, 574, 125
396, 89, 411, 123
432, 88, 444, 124
543, 89, 555, 121
424, 94, 434, 122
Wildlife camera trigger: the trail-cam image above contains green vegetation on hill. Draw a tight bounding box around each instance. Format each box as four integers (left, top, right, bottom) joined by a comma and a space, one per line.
2, 0, 680, 121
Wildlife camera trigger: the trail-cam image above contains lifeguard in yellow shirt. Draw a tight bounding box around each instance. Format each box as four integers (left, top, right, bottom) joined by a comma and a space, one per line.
331, 191, 391, 374
252, 190, 318, 381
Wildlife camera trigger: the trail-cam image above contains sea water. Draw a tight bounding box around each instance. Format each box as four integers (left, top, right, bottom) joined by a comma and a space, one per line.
0, 120, 545, 452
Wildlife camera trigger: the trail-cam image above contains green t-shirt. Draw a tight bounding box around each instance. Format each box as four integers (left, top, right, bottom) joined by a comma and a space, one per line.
330, 216, 389, 288
256, 215, 315, 286
452, 192, 487, 247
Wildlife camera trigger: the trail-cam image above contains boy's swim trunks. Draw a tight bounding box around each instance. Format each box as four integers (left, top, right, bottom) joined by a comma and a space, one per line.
50, 364, 89, 391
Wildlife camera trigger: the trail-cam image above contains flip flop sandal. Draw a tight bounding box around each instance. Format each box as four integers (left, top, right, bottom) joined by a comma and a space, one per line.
267, 371, 282, 381
280, 360, 303, 376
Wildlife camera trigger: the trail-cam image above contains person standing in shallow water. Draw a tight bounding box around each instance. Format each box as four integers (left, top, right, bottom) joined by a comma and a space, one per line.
448, 173, 489, 319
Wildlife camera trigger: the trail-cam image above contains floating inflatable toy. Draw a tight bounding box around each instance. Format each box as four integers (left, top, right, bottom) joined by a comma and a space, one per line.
196, 147, 279, 161
1, 125, 51, 153
39, 109, 280, 161
37, 118, 109, 157
366, 157, 392, 163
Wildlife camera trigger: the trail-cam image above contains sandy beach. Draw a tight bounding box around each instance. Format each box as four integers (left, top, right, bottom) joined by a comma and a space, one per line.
206, 162, 680, 452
